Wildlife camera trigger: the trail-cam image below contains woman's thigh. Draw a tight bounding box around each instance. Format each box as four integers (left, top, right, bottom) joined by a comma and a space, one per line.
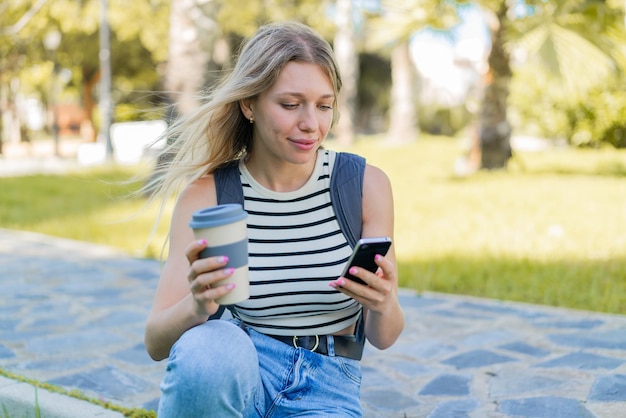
158, 320, 262, 418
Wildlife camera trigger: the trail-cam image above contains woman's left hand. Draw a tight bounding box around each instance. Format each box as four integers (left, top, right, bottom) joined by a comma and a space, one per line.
329, 253, 398, 315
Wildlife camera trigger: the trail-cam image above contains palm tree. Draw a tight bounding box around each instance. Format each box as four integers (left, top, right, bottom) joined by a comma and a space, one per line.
475, 0, 624, 168
368, 0, 624, 168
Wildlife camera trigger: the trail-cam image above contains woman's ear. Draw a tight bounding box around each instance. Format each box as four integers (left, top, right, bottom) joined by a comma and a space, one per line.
239, 99, 254, 120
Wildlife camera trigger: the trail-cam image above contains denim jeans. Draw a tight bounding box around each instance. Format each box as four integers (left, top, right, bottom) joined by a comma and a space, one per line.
158, 319, 363, 417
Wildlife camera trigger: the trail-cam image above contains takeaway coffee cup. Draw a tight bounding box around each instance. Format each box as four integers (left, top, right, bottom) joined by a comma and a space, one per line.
189, 204, 249, 305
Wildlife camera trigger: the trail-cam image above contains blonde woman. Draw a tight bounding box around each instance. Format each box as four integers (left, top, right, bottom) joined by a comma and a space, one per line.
145, 21, 404, 417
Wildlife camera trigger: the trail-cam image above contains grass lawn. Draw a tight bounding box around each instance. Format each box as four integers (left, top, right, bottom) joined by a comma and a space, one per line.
1, 135, 625, 313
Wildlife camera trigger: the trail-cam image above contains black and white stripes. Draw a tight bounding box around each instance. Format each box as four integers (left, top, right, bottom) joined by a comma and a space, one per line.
234, 150, 360, 336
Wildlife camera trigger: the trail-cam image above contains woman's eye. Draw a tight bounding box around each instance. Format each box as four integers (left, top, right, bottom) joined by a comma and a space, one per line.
282, 103, 298, 109
319, 105, 333, 111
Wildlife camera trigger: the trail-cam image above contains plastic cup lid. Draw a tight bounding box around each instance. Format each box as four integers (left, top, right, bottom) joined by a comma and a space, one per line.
189, 204, 247, 229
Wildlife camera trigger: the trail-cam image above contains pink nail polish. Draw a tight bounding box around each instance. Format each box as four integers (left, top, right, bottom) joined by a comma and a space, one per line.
225, 268, 235, 275
337, 278, 346, 286
375, 254, 383, 261
219, 255, 229, 263
329, 282, 337, 288
349, 267, 358, 275
199, 239, 207, 246
227, 283, 236, 290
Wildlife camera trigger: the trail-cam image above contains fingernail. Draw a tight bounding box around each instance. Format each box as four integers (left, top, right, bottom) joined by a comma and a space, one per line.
349, 267, 358, 275
218, 256, 229, 263
375, 254, 383, 261
198, 239, 207, 246
225, 268, 235, 275
226, 283, 236, 290
337, 278, 346, 286
329, 282, 337, 288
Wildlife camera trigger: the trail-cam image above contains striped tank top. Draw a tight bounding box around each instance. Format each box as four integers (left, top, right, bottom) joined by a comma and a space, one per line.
234, 149, 361, 336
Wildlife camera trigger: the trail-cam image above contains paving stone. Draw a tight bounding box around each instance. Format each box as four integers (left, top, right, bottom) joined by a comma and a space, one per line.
361, 366, 397, 388
456, 301, 551, 319
28, 315, 79, 329
142, 398, 160, 412
588, 374, 626, 402
89, 311, 147, 328
489, 372, 565, 397
533, 319, 604, 329
48, 366, 153, 401
460, 329, 518, 348
0, 319, 19, 331
361, 389, 421, 411
398, 293, 446, 309
0, 330, 46, 342
383, 359, 435, 378
419, 373, 472, 396
429, 309, 493, 320
405, 340, 456, 359
427, 399, 480, 418
0, 344, 15, 359
10, 357, 95, 372
498, 396, 595, 418
112, 343, 156, 366
536, 352, 625, 370
549, 330, 626, 350
442, 349, 517, 369
498, 341, 550, 358
25, 331, 127, 355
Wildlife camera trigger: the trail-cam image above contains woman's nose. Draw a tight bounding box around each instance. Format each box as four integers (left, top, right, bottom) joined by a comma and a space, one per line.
298, 106, 319, 131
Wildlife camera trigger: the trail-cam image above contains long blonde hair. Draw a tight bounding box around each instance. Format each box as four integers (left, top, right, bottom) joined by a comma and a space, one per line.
146, 21, 343, 204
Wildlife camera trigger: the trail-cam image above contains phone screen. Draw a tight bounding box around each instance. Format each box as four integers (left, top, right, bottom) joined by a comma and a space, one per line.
341, 237, 392, 285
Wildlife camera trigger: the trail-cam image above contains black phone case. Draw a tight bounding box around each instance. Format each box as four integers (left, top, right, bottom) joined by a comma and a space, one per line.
342, 239, 391, 285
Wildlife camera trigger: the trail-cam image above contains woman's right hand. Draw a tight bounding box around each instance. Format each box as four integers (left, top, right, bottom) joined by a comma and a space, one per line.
185, 239, 236, 316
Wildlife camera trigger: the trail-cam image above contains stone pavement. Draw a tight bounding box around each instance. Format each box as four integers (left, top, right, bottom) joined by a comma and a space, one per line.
1, 228, 626, 417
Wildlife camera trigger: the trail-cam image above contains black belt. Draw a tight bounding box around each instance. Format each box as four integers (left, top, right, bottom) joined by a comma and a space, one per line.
267, 334, 363, 360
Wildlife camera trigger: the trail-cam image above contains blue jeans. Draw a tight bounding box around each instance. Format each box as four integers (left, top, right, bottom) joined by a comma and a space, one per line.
158, 319, 363, 417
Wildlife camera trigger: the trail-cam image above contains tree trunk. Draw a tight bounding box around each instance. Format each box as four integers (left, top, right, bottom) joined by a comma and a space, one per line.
334, 0, 358, 146
165, 0, 221, 116
82, 68, 100, 142
479, 3, 512, 169
147, 0, 223, 191
387, 41, 417, 144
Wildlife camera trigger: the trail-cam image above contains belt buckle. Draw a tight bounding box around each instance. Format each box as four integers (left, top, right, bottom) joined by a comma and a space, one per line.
292, 335, 319, 352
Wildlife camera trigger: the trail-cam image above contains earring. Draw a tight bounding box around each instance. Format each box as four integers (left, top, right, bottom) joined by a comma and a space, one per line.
249, 116, 254, 124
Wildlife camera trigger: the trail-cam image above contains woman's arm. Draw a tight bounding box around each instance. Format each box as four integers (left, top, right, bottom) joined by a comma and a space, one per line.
330, 164, 404, 349
144, 176, 234, 360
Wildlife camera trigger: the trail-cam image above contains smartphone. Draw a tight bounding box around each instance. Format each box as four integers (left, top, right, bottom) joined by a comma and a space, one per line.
340, 237, 392, 285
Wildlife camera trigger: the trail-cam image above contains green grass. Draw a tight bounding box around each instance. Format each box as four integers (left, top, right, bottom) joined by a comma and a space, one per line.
1, 136, 625, 313
0, 164, 172, 259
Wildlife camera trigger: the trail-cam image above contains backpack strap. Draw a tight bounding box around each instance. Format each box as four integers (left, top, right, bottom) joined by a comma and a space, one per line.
330, 152, 365, 248
208, 161, 241, 320
329, 152, 367, 354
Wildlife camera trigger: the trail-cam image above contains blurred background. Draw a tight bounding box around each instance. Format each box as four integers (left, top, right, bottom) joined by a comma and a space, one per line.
1, 0, 625, 313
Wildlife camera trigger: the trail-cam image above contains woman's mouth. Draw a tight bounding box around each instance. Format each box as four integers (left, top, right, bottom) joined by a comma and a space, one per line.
289, 139, 317, 151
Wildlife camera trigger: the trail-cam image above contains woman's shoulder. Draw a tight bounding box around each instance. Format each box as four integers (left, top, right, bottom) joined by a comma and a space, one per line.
364, 163, 391, 188
174, 175, 218, 215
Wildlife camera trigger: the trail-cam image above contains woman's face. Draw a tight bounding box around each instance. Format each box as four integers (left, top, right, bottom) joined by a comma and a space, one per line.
243, 61, 335, 166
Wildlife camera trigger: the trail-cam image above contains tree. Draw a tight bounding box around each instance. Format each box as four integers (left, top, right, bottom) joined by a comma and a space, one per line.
365, 0, 460, 144
0, 0, 170, 146
166, 0, 223, 117
475, 0, 625, 168
334, 0, 359, 146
